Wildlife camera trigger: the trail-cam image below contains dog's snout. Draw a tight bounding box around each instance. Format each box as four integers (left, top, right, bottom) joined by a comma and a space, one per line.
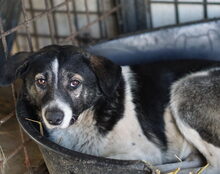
45, 110, 64, 125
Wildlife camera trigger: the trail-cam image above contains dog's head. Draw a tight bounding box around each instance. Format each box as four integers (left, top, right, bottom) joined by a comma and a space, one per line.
0, 45, 121, 129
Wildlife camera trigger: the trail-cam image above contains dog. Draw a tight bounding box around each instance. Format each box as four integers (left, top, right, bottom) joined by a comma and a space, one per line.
1, 45, 220, 173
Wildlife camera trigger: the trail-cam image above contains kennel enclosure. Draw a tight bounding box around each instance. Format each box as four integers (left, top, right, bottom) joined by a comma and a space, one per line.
1, 0, 220, 173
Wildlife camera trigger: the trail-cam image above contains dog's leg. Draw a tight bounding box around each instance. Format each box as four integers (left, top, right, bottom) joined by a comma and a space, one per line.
170, 116, 220, 174
170, 70, 220, 174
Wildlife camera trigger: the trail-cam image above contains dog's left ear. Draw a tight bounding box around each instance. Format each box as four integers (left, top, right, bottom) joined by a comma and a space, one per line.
0, 52, 32, 86
89, 55, 122, 97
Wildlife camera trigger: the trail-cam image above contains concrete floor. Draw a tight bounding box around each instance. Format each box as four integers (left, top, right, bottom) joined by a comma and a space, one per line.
0, 86, 44, 174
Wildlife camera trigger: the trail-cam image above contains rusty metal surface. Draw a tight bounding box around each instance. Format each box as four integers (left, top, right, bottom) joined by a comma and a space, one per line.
21, 0, 34, 52
0, 1, 120, 46
60, 5, 121, 44
0, 1, 67, 40
65, 0, 78, 45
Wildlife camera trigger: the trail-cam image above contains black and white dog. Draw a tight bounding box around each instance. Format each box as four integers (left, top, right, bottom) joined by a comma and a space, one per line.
1, 45, 220, 173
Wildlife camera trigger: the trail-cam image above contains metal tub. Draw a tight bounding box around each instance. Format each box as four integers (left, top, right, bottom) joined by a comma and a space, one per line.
17, 19, 220, 174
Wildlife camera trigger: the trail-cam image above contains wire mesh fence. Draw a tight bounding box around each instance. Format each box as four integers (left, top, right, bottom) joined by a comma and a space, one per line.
0, 0, 220, 173
0, 0, 121, 173
148, 0, 220, 28
12, 0, 121, 52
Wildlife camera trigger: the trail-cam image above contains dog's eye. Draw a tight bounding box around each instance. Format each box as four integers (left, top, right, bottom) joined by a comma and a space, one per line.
36, 78, 47, 86
70, 80, 81, 89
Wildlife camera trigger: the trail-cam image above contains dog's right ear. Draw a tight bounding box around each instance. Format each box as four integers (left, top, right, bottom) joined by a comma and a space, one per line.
88, 55, 122, 97
0, 52, 32, 86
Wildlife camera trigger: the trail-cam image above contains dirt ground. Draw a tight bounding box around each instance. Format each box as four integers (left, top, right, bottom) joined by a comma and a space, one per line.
0, 86, 44, 174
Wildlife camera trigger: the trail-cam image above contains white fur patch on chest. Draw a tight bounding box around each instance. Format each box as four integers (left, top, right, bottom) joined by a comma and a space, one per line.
102, 67, 162, 164
48, 109, 107, 156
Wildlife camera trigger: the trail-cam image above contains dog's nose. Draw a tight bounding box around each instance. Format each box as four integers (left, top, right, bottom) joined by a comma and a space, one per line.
45, 110, 64, 125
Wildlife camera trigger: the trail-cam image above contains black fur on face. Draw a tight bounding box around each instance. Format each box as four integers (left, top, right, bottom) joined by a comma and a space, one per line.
25, 47, 100, 111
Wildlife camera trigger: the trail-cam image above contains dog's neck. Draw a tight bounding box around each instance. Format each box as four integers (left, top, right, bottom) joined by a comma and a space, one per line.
46, 76, 125, 154
92, 76, 125, 135
47, 107, 105, 155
